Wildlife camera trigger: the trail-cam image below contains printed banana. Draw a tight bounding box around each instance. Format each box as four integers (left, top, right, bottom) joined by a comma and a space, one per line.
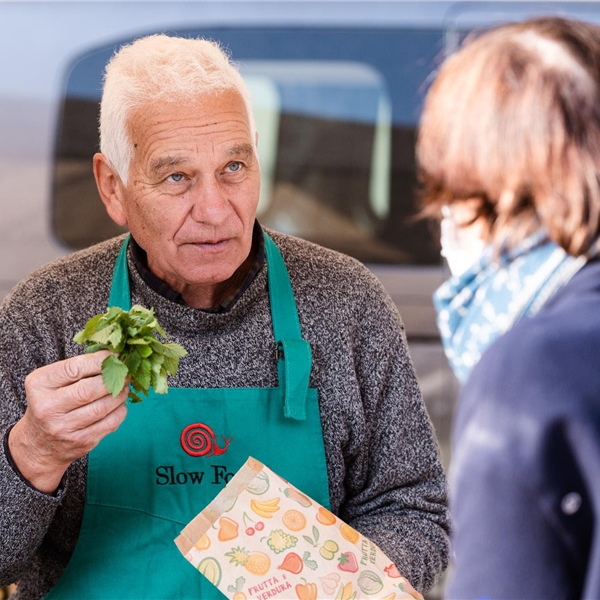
250, 498, 281, 518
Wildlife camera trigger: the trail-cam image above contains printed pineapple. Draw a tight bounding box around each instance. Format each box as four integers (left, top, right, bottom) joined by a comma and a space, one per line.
225, 547, 271, 576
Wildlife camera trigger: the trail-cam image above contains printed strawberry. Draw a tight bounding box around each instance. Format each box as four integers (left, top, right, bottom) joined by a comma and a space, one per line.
337, 551, 358, 573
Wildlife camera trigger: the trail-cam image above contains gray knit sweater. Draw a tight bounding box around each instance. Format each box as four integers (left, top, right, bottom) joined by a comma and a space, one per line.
0, 231, 449, 598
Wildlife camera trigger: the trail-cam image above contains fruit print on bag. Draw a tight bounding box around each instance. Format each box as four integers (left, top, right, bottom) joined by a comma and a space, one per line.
277, 552, 303, 574
225, 547, 271, 577
175, 458, 424, 599
282, 509, 306, 532
267, 529, 298, 553
337, 552, 359, 573
197, 557, 222, 586
218, 517, 239, 542
250, 498, 280, 519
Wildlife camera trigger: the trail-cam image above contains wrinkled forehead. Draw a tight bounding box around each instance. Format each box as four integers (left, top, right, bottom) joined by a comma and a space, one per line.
127, 89, 255, 142
127, 91, 256, 165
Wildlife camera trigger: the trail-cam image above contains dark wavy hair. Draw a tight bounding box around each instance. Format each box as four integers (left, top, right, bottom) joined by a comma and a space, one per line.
417, 17, 600, 256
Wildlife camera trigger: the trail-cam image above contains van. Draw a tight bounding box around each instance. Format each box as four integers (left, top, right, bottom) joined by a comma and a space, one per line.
2, 3, 600, 597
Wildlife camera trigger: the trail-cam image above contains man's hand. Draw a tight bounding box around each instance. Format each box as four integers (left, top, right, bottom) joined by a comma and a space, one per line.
8, 351, 128, 494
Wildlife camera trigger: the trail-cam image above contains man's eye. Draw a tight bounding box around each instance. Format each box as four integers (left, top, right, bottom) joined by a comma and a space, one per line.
167, 173, 184, 183
228, 162, 242, 173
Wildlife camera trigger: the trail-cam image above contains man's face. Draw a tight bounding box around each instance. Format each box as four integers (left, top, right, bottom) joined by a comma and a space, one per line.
109, 90, 260, 302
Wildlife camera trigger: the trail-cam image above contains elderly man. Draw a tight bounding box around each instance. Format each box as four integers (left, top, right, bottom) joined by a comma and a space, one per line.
0, 35, 449, 598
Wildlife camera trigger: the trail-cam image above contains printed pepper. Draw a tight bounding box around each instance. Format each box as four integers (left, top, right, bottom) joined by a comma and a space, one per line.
295, 582, 318, 600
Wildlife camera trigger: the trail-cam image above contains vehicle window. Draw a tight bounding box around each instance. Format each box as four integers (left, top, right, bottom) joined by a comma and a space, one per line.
53, 27, 445, 265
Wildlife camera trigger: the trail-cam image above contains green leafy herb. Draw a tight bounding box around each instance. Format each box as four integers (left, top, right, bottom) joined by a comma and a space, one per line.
302, 551, 318, 570
227, 577, 246, 594
73, 305, 187, 403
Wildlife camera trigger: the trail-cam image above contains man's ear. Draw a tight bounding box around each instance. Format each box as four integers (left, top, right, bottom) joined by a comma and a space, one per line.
93, 153, 128, 227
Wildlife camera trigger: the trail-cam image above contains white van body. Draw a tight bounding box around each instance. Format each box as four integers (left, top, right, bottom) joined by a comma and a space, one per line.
1, 1, 600, 474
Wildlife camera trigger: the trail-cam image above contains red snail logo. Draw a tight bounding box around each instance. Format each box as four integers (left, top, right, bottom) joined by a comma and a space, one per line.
180, 423, 232, 457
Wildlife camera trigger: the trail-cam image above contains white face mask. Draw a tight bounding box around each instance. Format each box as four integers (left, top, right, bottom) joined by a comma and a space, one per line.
440, 206, 486, 277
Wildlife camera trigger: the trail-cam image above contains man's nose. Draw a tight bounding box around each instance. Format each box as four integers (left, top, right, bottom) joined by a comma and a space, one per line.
188, 178, 231, 224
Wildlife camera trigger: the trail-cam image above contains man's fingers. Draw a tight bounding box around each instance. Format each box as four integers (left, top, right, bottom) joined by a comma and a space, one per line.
67, 373, 115, 408
71, 399, 128, 449
11, 385, 128, 492
69, 388, 127, 429
30, 351, 112, 390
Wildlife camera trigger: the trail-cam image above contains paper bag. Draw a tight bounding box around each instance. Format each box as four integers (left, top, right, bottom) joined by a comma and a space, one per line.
175, 457, 423, 600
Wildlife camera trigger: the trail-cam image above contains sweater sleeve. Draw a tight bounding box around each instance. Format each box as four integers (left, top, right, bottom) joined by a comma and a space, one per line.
0, 260, 91, 585
0, 283, 69, 586
339, 277, 451, 593
0, 428, 68, 586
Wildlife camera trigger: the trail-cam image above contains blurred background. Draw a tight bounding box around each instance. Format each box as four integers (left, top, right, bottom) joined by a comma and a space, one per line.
2, 1, 600, 597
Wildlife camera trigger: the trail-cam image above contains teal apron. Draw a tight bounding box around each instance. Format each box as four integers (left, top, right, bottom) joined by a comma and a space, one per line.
45, 232, 330, 599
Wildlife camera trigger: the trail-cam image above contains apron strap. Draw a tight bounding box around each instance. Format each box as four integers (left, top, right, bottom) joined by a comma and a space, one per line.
107, 232, 312, 421
276, 339, 311, 421
108, 234, 133, 310
263, 233, 302, 340
264, 232, 312, 421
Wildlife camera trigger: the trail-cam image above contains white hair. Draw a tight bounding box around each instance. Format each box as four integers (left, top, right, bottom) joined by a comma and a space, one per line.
99, 34, 256, 185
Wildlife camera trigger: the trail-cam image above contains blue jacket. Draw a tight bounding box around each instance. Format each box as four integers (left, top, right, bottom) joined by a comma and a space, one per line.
447, 258, 600, 600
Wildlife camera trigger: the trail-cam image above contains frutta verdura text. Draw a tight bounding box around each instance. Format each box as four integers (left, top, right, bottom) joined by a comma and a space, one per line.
73, 305, 187, 403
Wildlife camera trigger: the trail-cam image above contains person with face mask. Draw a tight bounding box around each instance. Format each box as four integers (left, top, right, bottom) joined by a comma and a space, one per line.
418, 16, 600, 599
435, 199, 585, 384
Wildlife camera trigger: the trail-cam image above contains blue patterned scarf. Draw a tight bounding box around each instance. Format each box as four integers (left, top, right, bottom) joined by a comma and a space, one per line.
434, 232, 587, 384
